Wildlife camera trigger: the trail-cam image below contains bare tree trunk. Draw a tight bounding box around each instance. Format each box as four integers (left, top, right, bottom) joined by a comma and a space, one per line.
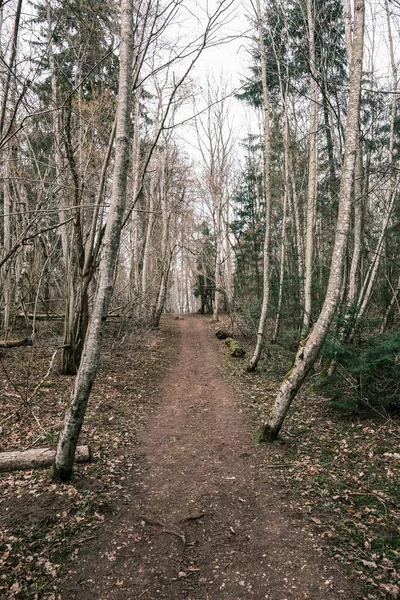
213, 194, 222, 322
344, 0, 353, 64
272, 186, 288, 344
354, 180, 398, 324
47, 1, 69, 264
152, 150, 172, 328
52, 0, 134, 481
271, 38, 290, 344
141, 178, 156, 313
302, 0, 318, 335
380, 271, 400, 333
0, 0, 22, 137
348, 2, 398, 335
348, 148, 363, 305
224, 199, 233, 309
248, 0, 272, 371
2, 154, 12, 335
288, 147, 305, 321
260, 0, 365, 442
129, 88, 142, 305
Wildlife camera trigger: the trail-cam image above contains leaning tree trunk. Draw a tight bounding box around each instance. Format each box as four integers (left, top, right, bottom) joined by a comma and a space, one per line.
52, 0, 133, 481
260, 0, 365, 442
247, 0, 272, 371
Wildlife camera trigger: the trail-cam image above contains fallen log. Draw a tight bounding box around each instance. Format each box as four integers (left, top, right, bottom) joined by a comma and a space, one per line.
0, 445, 92, 472
0, 338, 32, 349
225, 337, 246, 357
15, 313, 63, 321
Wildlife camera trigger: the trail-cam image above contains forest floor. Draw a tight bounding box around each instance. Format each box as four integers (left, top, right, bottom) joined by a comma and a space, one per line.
0, 314, 398, 599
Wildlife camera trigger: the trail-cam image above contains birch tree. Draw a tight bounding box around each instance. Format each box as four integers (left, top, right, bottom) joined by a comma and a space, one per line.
301, 0, 319, 336
260, 0, 365, 442
52, 0, 134, 481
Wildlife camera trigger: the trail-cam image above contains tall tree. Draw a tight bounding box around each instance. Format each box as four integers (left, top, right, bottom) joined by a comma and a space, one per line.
302, 0, 318, 335
260, 0, 365, 441
52, 0, 134, 480
247, 0, 272, 371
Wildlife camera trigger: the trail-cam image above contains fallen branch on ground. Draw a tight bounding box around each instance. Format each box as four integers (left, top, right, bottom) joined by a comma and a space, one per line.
0, 445, 92, 472
0, 338, 32, 348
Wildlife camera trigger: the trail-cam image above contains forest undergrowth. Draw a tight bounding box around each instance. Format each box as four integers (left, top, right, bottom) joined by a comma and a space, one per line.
216, 316, 400, 600
0, 320, 177, 599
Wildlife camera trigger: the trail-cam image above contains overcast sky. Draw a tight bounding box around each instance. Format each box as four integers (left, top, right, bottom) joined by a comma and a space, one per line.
171, 0, 258, 164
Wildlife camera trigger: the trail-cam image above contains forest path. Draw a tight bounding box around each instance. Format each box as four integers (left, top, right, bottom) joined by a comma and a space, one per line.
62, 315, 354, 600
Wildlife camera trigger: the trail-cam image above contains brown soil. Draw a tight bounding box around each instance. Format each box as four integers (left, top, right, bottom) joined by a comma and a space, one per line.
60, 315, 355, 600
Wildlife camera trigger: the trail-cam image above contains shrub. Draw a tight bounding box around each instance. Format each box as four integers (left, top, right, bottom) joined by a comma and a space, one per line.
318, 331, 400, 415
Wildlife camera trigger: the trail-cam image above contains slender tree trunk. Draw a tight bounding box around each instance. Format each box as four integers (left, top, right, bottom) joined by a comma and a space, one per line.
129, 88, 142, 305
152, 151, 172, 328
380, 271, 400, 332
2, 155, 12, 335
0, 0, 22, 137
302, 0, 318, 335
248, 0, 272, 371
47, 1, 69, 264
213, 193, 222, 322
344, 0, 353, 64
141, 178, 155, 313
260, 0, 365, 442
224, 202, 233, 310
272, 187, 288, 344
348, 148, 363, 305
354, 180, 398, 324
52, 0, 134, 481
288, 146, 305, 322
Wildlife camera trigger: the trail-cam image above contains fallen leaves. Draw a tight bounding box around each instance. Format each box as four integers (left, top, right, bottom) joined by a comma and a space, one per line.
220, 321, 400, 600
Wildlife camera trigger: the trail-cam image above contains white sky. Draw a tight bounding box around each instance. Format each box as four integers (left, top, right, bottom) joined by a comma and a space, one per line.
168, 0, 259, 165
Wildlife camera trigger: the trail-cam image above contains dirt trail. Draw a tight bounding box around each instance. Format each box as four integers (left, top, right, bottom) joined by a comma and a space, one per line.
62, 315, 354, 599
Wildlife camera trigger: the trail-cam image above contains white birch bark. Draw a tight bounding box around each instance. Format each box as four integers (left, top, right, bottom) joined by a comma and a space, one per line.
2, 154, 11, 335
53, 0, 134, 481
247, 0, 271, 371
344, 0, 353, 64
270, 27, 290, 344
129, 87, 142, 305
348, 0, 398, 334
302, 0, 318, 334
260, 0, 365, 441
288, 147, 305, 316
224, 199, 233, 308
213, 192, 222, 322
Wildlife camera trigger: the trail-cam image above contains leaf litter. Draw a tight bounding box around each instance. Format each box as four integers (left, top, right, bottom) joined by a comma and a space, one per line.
0, 320, 175, 599
217, 315, 400, 600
